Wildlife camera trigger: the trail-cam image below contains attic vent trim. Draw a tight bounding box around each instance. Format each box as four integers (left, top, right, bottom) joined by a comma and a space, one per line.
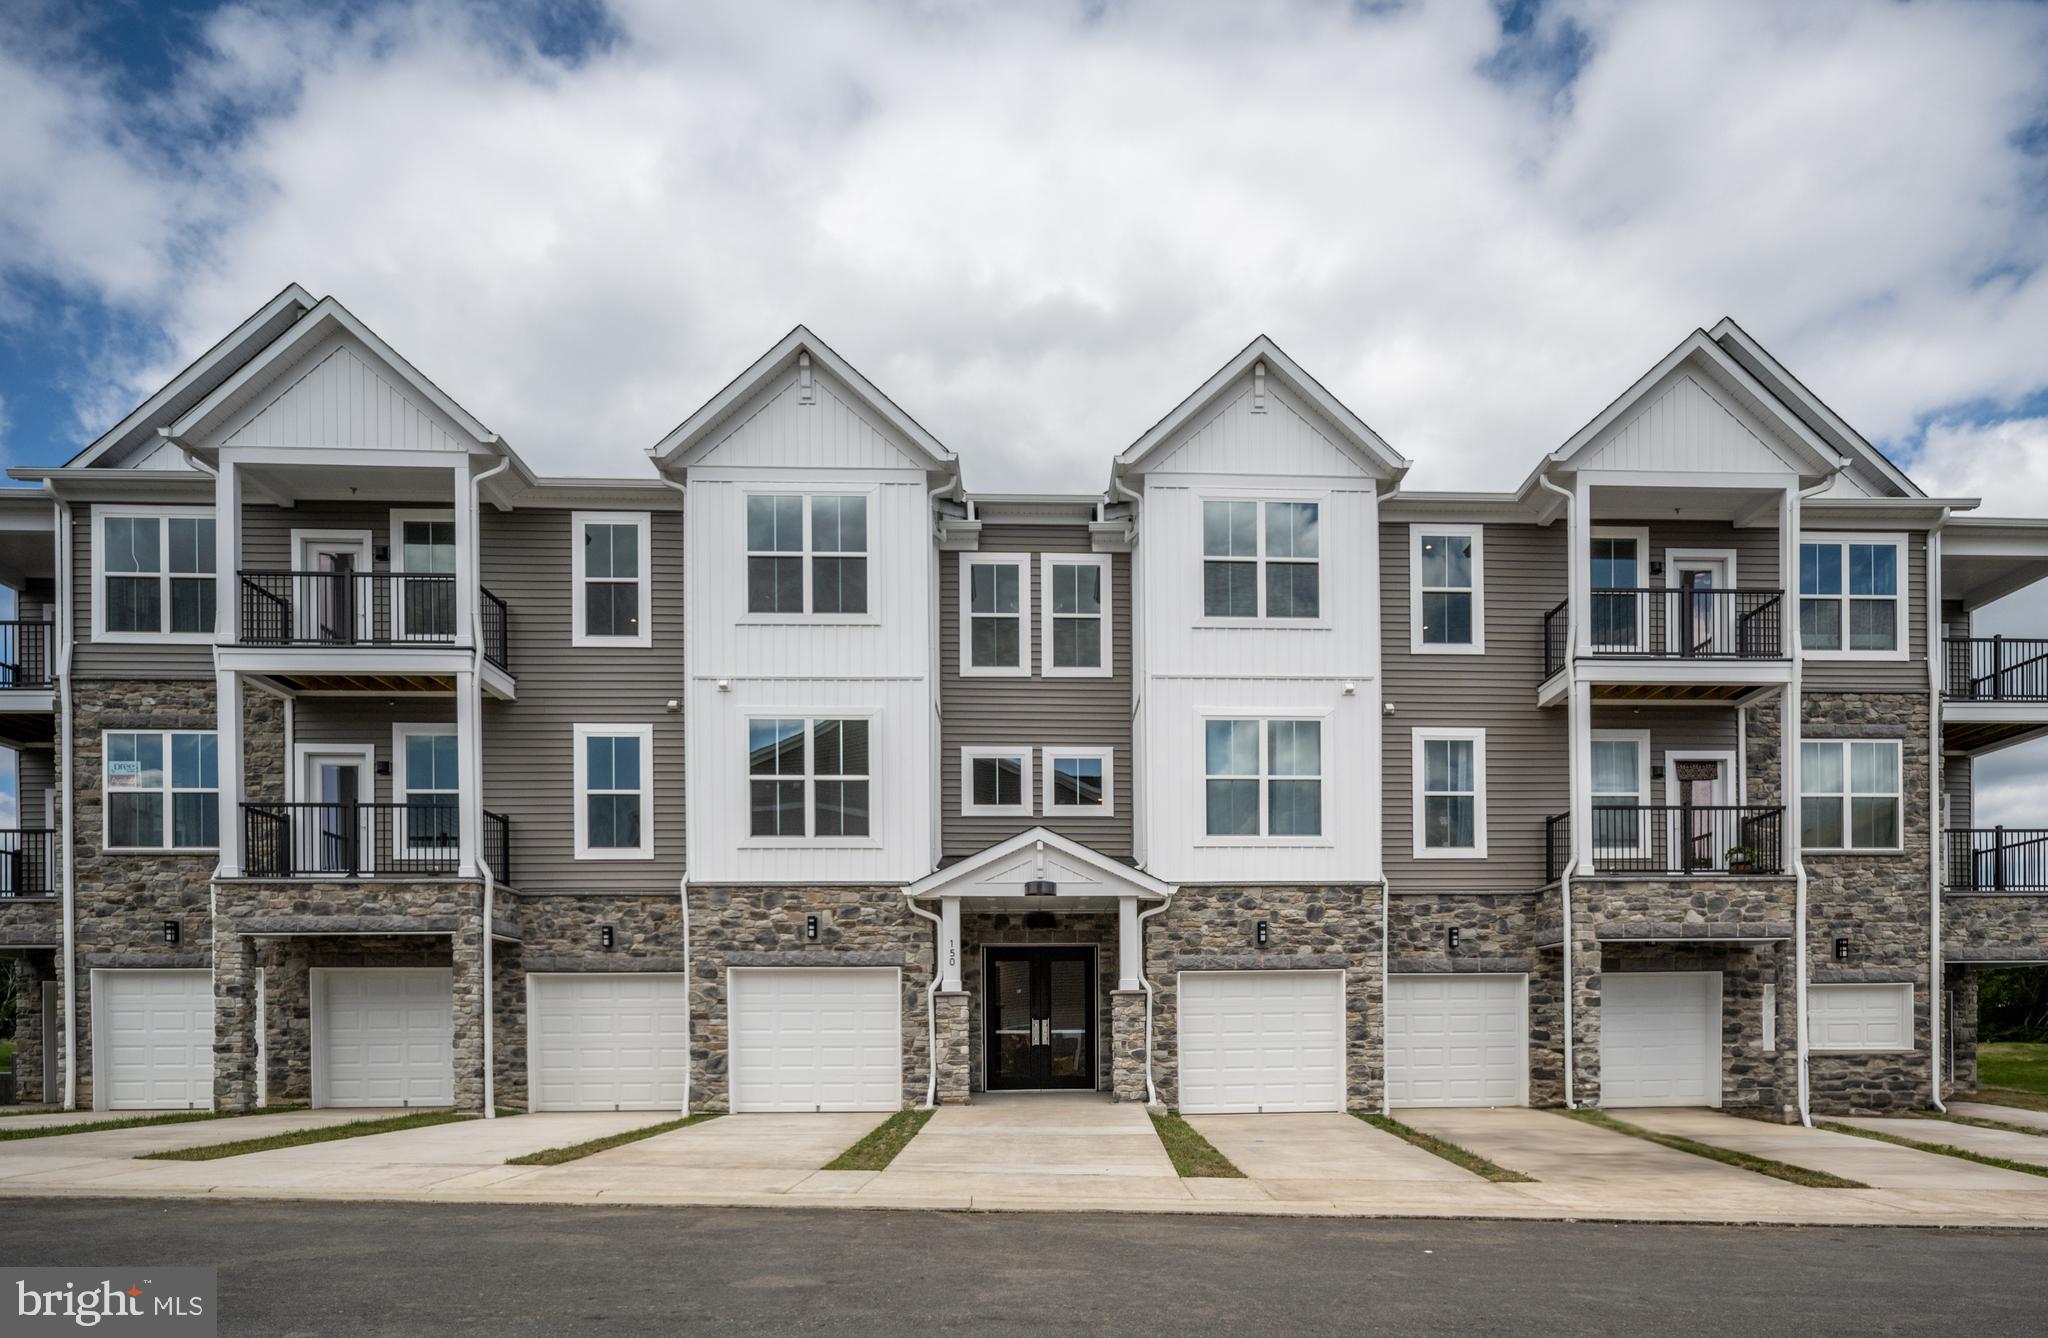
798, 350, 814, 404
1252, 359, 1267, 413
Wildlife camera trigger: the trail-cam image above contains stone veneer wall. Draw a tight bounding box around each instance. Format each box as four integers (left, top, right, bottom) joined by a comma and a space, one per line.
1388, 892, 1564, 1105
959, 909, 1117, 1093
1803, 691, 1935, 1114
1144, 885, 1381, 1111
7, 955, 51, 1103
686, 886, 929, 1112
1945, 965, 1979, 1096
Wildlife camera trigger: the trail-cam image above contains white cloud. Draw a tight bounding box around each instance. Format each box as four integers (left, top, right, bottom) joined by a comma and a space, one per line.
1, 0, 2045, 496
1910, 415, 2048, 514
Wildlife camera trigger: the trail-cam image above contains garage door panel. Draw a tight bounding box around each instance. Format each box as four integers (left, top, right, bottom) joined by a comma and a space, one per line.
528, 974, 688, 1112
1600, 972, 1721, 1108
98, 971, 214, 1111
1178, 971, 1345, 1115
729, 969, 901, 1113
1387, 974, 1527, 1108
317, 969, 454, 1108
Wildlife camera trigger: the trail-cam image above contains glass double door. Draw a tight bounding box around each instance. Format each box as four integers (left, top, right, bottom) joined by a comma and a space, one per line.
985, 947, 1096, 1091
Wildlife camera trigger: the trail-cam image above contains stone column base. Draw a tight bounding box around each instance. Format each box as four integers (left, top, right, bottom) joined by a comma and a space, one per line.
1112, 990, 1149, 1104
213, 933, 260, 1112
934, 990, 971, 1103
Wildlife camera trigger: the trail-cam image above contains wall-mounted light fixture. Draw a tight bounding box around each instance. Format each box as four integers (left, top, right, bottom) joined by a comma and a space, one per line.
805, 914, 821, 942
600, 925, 615, 949
162, 921, 179, 945
1834, 937, 1850, 962
1255, 919, 1270, 947
1024, 879, 1056, 896
1447, 927, 1461, 951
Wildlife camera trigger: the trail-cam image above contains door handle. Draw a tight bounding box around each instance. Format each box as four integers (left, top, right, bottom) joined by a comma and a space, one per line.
1033, 1018, 1047, 1046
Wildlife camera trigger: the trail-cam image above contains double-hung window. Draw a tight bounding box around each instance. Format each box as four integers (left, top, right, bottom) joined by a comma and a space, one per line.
1800, 534, 1903, 656
1202, 500, 1320, 620
393, 511, 457, 641
1589, 731, 1649, 857
746, 494, 868, 616
1800, 739, 1901, 851
1414, 727, 1486, 858
749, 717, 871, 839
1589, 529, 1646, 651
962, 554, 1029, 675
1041, 554, 1111, 675
394, 725, 459, 855
1044, 747, 1114, 816
573, 512, 652, 647
962, 746, 1032, 817
96, 509, 216, 641
1411, 526, 1483, 652
1204, 718, 1322, 838
104, 730, 218, 850
574, 724, 653, 859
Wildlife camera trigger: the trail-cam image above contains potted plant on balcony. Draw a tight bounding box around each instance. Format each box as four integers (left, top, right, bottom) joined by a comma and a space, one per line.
1724, 845, 1757, 876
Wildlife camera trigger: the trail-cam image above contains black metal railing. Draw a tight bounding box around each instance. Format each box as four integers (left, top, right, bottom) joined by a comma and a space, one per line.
1545, 812, 1571, 884
0, 828, 55, 896
242, 801, 510, 880
0, 621, 52, 689
1570, 803, 1785, 876
1945, 637, 2048, 703
482, 589, 510, 673
1543, 602, 1568, 680
1570, 588, 1784, 660
1945, 827, 2048, 892
238, 571, 461, 648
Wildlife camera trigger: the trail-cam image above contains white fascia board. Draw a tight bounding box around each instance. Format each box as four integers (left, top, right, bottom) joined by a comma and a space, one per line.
1574, 659, 1793, 688
906, 825, 1175, 901
215, 646, 479, 678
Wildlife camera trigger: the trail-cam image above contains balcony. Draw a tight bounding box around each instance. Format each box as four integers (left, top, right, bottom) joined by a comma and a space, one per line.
1945, 828, 2048, 893
0, 828, 55, 896
0, 621, 52, 690
1944, 637, 2048, 703
237, 571, 510, 674
1543, 588, 1785, 680
242, 802, 510, 883
1545, 804, 1786, 882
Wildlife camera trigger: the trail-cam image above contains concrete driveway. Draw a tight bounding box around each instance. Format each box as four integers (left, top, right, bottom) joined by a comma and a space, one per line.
1831, 1113, 2048, 1170
1185, 1111, 1511, 1210
0, 1108, 417, 1191
511, 1111, 891, 1199
1618, 1107, 2048, 1190
870, 1093, 1190, 1205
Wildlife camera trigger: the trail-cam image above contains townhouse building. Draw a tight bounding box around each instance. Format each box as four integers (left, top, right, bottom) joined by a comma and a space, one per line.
3, 284, 2044, 1130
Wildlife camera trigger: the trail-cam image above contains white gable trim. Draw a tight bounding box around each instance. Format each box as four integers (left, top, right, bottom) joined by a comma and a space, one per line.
907, 827, 1173, 901
1710, 318, 1922, 499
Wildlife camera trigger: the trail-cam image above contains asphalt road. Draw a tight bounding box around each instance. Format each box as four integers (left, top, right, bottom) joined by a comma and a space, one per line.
5, 1198, 2046, 1335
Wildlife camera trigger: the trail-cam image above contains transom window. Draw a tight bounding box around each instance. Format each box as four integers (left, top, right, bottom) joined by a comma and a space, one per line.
1801, 739, 1901, 851
1204, 719, 1321, 838
962, 555, 1029, 675
1042, 555, 1111, 675
749, 718, 871, 839
1412, 526, 1483, 651
573, 512, 651, 647
104, 730, 218, 851
962, 747, 1032, 817
573, 724, 653, 859
98, 510, 216, 640
746, 494, 868, 616
1045, 747, 1113, 815
1202, 500, 1320, 620
1414, 727, 1486, 858
1800, 535, 1903, 656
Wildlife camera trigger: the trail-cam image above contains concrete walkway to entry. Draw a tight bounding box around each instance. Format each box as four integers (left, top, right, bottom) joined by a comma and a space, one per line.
867, 1093, 1190, 1206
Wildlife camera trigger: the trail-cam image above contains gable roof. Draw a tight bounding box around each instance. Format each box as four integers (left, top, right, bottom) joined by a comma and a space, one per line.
1116, 335, 1409, 485
906, 827, 1175, 901
648, 325, 958, 475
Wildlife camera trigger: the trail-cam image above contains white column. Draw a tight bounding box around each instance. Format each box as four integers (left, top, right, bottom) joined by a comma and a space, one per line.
214, 457, 241, 643
454, 462, 475, 649
1118, 897, 1142, 990
1572, 476, 1591, 656
455, 668, 479, 878
939, 897, 962, 991
216, 668, 244, 878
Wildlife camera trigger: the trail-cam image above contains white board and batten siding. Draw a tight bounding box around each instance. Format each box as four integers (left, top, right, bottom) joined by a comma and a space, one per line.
213, 330, 476, 455
1571, 368, 1812, 478
683, 362, 938, 884
1133, 370, 1385, 884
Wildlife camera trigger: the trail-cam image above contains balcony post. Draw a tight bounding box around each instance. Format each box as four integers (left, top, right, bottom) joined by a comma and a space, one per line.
214, 455, 241, 644
454, 462, 475, 654
1992, 634, 2004, 700
455, 666, 480, 879
216, 667, 244, 878
1994, 825, 2006, 892
1571, 477, 1591, 657
1570, 678, 1594, 873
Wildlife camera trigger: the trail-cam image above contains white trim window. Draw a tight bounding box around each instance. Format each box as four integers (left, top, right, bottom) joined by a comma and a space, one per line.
390, 508, 457, 642
1414, 727, 1486, 858
1411, 525, 1483, 653
1201, 499, 1320, 620
1800, 739, 1902, 852
748, 717, 872, 840
572, 511, 652, 648
745, 494, 869, 617
1590, 730, 1650, 858
1204, 718, 1322, 839
93, 507, 216, 642
1589, 527, 1649, 652
1041, 554, 1111, 676
1807, 983, 1913, 1053
104, 730, 218, 851
573, 724, 654, 860
961, 554, 1030, 676
1800, 533, 1905, 658
1044, 747, 1114, 817
962, 746, 1032, 817
393, 724, 460, 857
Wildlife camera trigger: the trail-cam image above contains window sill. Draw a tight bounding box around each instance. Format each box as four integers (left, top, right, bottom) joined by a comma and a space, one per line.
93, 632, 218, 646
958, 665, 1032, 678
1411, 642, 1485, 656
570, 635, 654, 650
572, 849, 656, 862
1413, 848, 1489, 860
1193, 837, 1334, 849
1800, 650, 1910, 663
737, 614, 880, 628
1193, 618, 1331, 631
961, 806, 1035, 819
740, 838, 883, 851
1804, 847, 1905, 856
1040, 666, 1113, 679
102, 847, 219, 856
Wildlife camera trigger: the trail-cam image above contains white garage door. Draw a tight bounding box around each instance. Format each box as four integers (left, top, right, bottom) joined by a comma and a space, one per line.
1177, 970, 1345, 1115
1600, 972, 1722, 1107
98, 970, 213, 1110
728, 968, 901, 1113
529, 974, 689, 1111
1386, 974, 1528, 1107
316, 968, 454, 1108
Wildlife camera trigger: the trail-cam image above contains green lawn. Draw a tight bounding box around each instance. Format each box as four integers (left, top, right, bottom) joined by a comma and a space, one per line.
824, 1109, 933, 1171
1979, 1042, 2048, 1101
1148, 1111, 1244, 1178
0, 1040, 14, 1071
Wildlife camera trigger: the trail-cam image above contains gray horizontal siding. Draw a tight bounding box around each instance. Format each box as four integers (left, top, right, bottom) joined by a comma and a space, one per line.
1383, 519, 1567, 891
71, 503, 213, 681
239, 499, 405, 570
15, 747, 54, 825
1632, 517, 1782, 591
940, 524, 1132, 861
1589, 705, 1745, 806
292, 698, 456, 806
1945, 756, 1973, 832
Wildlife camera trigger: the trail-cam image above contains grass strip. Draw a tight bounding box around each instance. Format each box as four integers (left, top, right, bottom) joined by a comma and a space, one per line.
1970, 1088, 2048, 1115
1357, 1112, 1535, 1183
1563, 1108, 1865, 1189
0, 1107, 304, 1142
1913, 1109, 2048, 1139
1149, 1111, 1245, 1178
1822, 1120, 2048, 1179
506, 1113, 719, 1166
141, 1110, 471, 1161
824, 1109, 933, 1171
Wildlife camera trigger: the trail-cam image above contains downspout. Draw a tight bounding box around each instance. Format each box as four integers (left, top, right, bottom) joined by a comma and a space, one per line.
1535, 471, 1578, 1107
1377, 875, 1392, 1116
45, 483, 75, 1110
1789, 464, 1846, 1127
658, 476, 693, 1115
1136, 890, 1174, 1107
1927, 509, 1951, 1112
469, 454, 512, 1118
902, 892, 942, 1109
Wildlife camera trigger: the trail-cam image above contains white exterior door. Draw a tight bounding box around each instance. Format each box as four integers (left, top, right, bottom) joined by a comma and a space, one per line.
97, 970, 213, 1110
315, 968, 454, 1108
1176, 970, 1345, 1115
1386, 974, 1528, 1107
1600, 972, 1723, 1107
529, 974, 689, 1111
727, 968, 901, 1113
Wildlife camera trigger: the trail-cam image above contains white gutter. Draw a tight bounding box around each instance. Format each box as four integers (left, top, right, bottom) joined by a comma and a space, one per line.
1927, 510, 1951, 1112
45, 484, 75, 1110
1789, 465, 1845, 1127
679, 877, 691, 1115
902, 891, 943, 1109
468, 454, 512, 1118
1136, 889, 1174, 1107
1377, 875, 1392, 1116
1534, 471, 1579, 1107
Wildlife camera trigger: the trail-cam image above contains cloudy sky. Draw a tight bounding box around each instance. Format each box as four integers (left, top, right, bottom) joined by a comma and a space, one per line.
2, 0, 2047, 815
